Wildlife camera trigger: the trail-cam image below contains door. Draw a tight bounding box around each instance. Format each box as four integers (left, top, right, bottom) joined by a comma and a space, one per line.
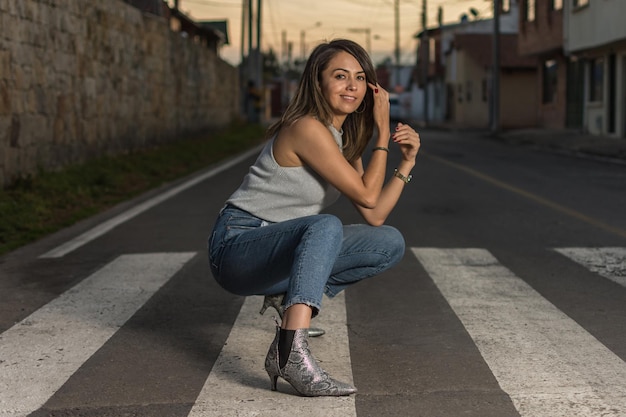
623, 56, 626, 138
608, 54, 616, 134
566, 57, 584, 129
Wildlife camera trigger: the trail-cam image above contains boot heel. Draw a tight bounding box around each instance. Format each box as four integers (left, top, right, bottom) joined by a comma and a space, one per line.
259, 304, 269, 315
268, 373, 279, 391
264, 327, 357, 397
259, 294, 285, 318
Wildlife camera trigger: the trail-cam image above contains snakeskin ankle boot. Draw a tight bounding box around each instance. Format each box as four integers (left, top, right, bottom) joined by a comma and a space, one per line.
264, 325, 357, 396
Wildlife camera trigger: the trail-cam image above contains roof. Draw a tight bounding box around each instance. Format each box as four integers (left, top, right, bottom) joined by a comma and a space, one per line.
454, 33, 536, 69
199, 20, 229, 45
415, 18, 491, 38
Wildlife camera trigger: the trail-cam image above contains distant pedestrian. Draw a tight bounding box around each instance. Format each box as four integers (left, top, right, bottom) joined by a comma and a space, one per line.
208, 39, 420, 397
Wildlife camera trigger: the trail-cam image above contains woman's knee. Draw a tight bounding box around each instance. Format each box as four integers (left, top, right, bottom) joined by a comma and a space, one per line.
314, 214, 343, 229
379, 225, 406, 264
308, 214, 343, 242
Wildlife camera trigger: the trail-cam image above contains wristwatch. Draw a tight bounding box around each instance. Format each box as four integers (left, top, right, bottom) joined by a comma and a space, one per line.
393, 169, 412, 184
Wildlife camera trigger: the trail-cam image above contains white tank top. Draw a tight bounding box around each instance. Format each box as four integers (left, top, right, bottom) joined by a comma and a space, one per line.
226, 125, 343, 222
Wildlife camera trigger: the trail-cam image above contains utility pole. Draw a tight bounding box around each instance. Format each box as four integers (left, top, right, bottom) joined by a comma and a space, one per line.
256, 0, 262, 88
240, 0, 247, 64
394, 0, 400, 90
244, 0, 261, 122
422, 0, 428, 125
244, 0, 262, 87
247, 0, 253, 84
281, 30, 287, 66
491, 0, 500, 133
347, 28, 372, 55
240, 0, 247, 116
299, 22, 321, 61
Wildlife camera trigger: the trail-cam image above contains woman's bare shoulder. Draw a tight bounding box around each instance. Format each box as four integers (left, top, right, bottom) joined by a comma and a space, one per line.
274, 117, 331, 166
285, 116, 328, 137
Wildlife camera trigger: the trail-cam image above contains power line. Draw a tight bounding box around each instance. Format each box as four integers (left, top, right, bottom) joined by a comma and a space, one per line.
265, 0, 281, 54
197, 0, 487, 66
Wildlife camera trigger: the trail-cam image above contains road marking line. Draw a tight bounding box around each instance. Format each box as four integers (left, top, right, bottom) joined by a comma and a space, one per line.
187, 293, 357, 417
39, 145, 264, 259
0, 252, 196, 416
555, 247, 626, 288
425, 153, 626, 239
411, 247, 626, 417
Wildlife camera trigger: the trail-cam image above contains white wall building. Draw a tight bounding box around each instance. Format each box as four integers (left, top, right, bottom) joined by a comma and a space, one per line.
563, 0, 626, 137
413, 1, 521, 124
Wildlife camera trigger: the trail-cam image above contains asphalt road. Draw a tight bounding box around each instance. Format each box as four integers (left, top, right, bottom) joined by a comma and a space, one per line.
1, 128, 625, 417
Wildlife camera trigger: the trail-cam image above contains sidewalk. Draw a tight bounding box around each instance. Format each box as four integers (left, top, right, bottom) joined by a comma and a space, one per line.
495, 128, 626, 163
420, 122, 626, 164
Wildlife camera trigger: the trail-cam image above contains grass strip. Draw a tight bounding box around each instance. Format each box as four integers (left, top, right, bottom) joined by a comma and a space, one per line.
0, 122, 266, 256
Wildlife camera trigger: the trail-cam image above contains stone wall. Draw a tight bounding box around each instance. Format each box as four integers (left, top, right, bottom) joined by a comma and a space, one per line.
0, 0, 240, 187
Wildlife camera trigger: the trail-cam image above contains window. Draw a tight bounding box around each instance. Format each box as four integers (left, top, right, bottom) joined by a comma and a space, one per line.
542, 59, 558, 103
550, 0, 563, 10
573, 0, 589, 8
589, 58, 604, 102
525, 0, 536, 21
457, 84, 463, 103
466, 80, 473, 102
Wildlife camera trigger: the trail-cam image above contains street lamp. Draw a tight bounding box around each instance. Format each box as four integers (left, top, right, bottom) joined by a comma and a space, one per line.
347, 28, 372, 54
300, 22, 322, 60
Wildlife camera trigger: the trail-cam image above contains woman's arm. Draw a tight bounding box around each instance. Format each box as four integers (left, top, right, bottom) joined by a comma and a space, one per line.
274, 84, 392, 210
276, 116, 389, 209
272, 86, 419, 225
352, 122, 420, 226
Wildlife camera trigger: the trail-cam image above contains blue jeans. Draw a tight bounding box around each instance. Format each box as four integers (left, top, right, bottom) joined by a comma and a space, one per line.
208, 205, 405, 315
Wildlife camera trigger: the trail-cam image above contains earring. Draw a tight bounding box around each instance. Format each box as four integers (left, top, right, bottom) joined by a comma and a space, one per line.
354, 100, 366, 114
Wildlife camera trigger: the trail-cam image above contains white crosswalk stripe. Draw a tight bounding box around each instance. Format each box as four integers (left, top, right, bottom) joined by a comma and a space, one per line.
554, 247, 626, 288
2, 247, 626, 416
411, 247, 626, 417
187, 294, 356, 417
0, 253, 196, 417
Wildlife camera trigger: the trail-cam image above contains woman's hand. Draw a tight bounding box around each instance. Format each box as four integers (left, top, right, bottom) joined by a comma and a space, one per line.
368, 83, 390, 129
392, 122, 421, 162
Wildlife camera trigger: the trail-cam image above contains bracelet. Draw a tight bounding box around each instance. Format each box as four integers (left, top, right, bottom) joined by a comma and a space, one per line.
372, 146, 389, 153
393, 168, 412, 184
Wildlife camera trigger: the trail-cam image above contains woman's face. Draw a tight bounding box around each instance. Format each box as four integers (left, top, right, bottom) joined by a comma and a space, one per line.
320, 51, 367, 125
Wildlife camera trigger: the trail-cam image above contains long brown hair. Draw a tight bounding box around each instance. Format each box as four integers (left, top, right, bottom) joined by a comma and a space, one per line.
265, 39, 378, 163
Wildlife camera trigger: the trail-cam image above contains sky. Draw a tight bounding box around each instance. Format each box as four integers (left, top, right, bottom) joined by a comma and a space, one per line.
169, 0, 494, 66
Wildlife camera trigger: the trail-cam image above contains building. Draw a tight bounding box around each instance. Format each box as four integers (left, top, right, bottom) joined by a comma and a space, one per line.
563, 0, 626, 138
416, 0, 537, 129
518, 0, 577, 129
450, 32, 537, 128
123, 0, 229, 54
